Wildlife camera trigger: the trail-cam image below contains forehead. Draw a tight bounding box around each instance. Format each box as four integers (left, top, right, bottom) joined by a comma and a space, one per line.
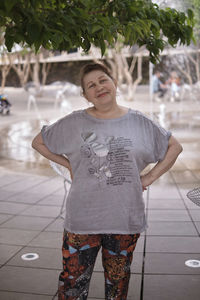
83, 70, 110, 84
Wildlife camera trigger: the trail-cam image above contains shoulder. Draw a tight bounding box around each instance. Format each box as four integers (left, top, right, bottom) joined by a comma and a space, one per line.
56, 109, 85, 123
129, 109, 164, 131
129, 109, 151, 122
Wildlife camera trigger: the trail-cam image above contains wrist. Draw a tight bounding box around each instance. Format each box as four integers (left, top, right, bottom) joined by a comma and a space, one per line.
145, 172, 156, 185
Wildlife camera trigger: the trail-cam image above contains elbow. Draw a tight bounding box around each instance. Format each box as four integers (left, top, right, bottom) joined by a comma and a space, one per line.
32, 133, 43, 150
173, 142, 183, 158
32, 138, 37, 150
169, 136, 183, 157
179, 144, 183, 154
176, 143, 183, 155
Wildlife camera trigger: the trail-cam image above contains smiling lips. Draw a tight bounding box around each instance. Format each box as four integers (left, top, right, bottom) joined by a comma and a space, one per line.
97, 92, 109, 98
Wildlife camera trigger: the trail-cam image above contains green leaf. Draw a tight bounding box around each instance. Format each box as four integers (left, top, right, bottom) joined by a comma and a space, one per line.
91, 25, 102, 34
151, 20, 160, 30
99, 39, 106, 56
26, 22, 42, 44
5, 32, 14, 51
4, 0, 18, 12
187, 9, 194, 21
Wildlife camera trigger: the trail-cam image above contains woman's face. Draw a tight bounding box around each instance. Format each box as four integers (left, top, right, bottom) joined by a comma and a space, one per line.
83, 70, 117, 107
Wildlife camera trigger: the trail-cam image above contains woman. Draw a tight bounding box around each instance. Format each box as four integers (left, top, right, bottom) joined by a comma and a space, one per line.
32, 63, 182, 300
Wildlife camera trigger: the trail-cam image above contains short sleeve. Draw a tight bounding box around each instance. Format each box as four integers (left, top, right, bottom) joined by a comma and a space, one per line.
142, 115, 171, 163
41, 113, 75, 155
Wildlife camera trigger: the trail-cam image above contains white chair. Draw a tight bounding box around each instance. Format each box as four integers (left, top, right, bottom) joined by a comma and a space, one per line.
49, 160, 72, 219
187, 187, 200, 207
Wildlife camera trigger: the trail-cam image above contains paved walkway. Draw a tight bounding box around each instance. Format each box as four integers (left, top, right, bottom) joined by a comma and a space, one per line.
0, 87, 200, 299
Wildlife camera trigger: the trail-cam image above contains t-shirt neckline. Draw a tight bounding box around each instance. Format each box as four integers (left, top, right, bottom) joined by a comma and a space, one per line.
83, 108, 131, 122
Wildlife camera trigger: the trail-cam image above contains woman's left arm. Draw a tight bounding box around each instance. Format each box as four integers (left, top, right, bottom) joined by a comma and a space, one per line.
140, 135, 183, 190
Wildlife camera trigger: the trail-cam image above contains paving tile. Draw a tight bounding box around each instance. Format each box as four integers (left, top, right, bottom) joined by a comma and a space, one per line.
94, 251, 143, 274
52, 187, 67, 197
6, 192, 47, 204
143, 274, 200, 300
148, 199, 185, 209
0, 245, 22, 265
0, 228, 40, 246
195, 222, 200, 234
87, 298, 103, 300
149, 185, 180, 199
189, 210, 200, 221
1, 216, 54, 231
147, 209, 191, 222
0, 202, 30, 214
37, 194, 64, 206
0, 291, 52, 300
2, 176, 48, 193
146, 221, 198, 236
130, 252, 143, 274
20, 205, 61, 218
0, 189, 17, 201
134, 236, 144, 253
152, 172, 174, 184
0, 214, 13, 225
28, 231, 63, 249
146, 236, 200, 253
145, 253, 200, 274
88, 272, 141, 299
44, 218, 64, 232
7, 247, 62, 270
53, 298, 102, 300
0, 266, 59, 295
184, 160, 200, 172
171, 170, 199, 184
30, 179, 64, 195
0, 174, 25, 188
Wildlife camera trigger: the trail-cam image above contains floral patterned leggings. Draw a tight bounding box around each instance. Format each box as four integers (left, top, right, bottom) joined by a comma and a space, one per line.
58, 230, 140, 300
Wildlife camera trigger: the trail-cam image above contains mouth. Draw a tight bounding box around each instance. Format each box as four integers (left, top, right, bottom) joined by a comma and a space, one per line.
97, 92, 109, 98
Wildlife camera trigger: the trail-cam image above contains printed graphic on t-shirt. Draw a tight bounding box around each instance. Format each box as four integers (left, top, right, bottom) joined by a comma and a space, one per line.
81, 132, 134, 186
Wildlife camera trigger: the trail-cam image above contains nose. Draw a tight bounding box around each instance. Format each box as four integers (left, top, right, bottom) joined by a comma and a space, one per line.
96, 83, 104, 92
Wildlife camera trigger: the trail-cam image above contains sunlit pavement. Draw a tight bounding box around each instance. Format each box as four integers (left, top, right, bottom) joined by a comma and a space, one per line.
0, 87, 200, 299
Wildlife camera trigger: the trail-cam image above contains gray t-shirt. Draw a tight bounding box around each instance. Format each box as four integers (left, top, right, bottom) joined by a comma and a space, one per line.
41, 108, 171, 234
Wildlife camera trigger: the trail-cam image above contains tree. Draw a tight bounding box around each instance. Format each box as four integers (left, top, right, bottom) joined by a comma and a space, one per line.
0, 52, 11, 92
9, 50, 31, 87
164, 0, 200, 84
182, 0, 200, 42
0, 0, 195, 63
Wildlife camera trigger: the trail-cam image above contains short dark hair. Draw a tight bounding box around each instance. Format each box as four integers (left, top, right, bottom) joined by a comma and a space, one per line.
80, 63, 113, 92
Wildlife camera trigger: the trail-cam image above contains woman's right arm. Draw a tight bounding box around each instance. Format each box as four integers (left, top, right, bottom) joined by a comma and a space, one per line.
32, 132, 73, 179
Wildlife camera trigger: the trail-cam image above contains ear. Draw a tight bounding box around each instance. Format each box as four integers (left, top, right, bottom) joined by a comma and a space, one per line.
113, 78, 117, 87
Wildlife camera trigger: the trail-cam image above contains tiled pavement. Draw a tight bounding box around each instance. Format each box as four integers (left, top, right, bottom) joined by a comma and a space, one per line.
0, 87, 200, 299
0, 164, 200, 300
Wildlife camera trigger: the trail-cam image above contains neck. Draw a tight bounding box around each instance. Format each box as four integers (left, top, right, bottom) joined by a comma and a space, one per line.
87, 104, 129, 119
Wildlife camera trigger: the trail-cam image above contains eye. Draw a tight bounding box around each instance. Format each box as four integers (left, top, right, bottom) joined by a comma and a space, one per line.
88, 83, 95, 89
100, 79, 107, 83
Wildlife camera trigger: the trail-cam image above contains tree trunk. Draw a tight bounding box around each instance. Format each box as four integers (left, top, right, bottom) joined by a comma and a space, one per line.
10, 52, 31, 87
41, 62, 51, 86
132, 56, 143, 98
0, 54, 11, 92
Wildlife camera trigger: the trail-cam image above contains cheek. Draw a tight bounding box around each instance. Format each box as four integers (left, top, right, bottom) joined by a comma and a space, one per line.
84, 90, 95, 102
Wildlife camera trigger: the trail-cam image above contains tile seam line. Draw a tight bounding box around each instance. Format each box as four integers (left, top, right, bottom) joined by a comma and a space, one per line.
170, 170, 200, 237
0, 216, 61, 269
140, 186, 150, 300
0, 288, 55, 297
0, 174, 57, 190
